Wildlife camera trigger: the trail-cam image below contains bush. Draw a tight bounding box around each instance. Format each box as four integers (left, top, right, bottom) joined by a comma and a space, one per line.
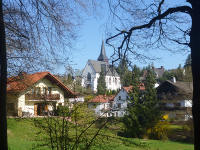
147, 121, 169, 140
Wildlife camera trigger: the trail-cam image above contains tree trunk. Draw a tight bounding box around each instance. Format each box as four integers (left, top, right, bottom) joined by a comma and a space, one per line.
190, 1, 200, 150
0, 0, 8, 149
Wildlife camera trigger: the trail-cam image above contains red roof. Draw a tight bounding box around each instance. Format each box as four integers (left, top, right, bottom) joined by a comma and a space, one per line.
89, 95, 115, 103
7, 72, 75, 97
123, 84, 145, 93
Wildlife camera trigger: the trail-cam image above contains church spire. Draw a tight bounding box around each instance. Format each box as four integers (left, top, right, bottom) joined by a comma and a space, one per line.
97, 40, 108, 62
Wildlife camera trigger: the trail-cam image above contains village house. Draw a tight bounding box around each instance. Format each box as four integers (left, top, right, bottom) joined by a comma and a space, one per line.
88, 84, 145, 117
88, 95, 115, 117
81, 40, 121, 92
157, 79, 192, 121
7, 72, 75, 117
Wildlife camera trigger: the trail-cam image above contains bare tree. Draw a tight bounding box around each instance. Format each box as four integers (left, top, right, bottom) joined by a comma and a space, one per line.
0, 1, 98, 149
106, 0, 200, 149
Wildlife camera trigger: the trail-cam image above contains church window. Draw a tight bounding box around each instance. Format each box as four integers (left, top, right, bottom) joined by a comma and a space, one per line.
115, 78, 117, 85
109, 77, 111, 85
87, 73, 91, 82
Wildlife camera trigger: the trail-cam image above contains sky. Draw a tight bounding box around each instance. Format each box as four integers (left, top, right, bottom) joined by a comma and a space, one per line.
55, 1, 190, 74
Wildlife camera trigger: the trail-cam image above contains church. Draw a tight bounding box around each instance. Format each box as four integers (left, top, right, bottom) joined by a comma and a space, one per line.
81, 41, 121, 92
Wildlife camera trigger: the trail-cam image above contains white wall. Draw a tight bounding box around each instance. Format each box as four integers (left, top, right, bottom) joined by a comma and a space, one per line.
18, 78, 66, 116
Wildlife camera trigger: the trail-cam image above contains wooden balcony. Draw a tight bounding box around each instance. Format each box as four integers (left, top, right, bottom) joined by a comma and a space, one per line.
25, 94, 60, 101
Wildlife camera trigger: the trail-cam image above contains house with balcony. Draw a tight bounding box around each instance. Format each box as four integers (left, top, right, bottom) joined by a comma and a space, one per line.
7, 72, 75, 117
157, 80, 193, 121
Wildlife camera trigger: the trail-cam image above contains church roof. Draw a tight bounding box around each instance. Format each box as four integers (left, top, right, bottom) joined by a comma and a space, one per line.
88, 60, 119, 77
97, 40, 109, 62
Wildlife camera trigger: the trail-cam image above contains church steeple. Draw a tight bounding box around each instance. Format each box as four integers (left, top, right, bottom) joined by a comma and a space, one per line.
97, 40, 108, 62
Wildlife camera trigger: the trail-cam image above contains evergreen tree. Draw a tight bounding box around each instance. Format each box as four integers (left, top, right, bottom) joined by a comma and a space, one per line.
116, 59, 133, 86
123, 65, 161, 138
123, 65, 144, 137
144, 67, 161, 130
97, 71, 106, 95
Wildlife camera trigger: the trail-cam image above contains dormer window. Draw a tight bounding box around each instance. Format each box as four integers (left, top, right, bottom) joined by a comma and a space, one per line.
119, 96, 121, 100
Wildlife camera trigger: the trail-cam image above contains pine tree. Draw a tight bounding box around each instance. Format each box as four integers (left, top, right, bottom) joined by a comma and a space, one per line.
123, 65, 144, 137
97, 71, 106, 95
144, 67, 161, 130
123, 65, 161, 138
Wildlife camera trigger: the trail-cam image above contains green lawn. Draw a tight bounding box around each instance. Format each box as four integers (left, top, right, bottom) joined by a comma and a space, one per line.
7, 118, 194, 150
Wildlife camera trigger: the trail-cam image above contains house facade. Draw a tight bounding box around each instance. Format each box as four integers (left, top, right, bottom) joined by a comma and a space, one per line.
7, 72, 75, 117
88, 95, 115, 117
81, 41, 121, 92
157, 80, 192, 121
88, 85, 145, 117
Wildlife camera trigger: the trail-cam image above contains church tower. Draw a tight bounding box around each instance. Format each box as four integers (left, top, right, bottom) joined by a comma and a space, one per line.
97, 40, 109, 63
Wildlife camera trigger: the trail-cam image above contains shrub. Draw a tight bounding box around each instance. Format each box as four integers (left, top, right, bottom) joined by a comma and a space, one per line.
147, 121, 169, 140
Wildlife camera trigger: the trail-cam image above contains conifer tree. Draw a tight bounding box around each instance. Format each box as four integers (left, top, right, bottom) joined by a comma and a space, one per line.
123, 65, 161, 138
123, 65, 144, 137
144, 67, 161, 130
97, 71, 106, 95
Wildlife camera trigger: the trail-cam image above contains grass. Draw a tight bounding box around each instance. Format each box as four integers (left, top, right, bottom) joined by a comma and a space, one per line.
7, 118, 194, 150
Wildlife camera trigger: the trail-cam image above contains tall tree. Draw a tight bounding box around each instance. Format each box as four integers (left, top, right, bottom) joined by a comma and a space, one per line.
0, 0, 8, 149
106, 1, 200, 149
144, 67, 161, 129
1, 1, 97, 149
123, 65, 142, 137
97, 71, 106, 95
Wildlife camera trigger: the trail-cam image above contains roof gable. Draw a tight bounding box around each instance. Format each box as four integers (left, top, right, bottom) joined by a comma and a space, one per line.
7, 72, 74, 97
157, 80, 193, 100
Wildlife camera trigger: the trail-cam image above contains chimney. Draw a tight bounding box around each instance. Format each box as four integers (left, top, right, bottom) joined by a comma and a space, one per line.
161, 66, 164, 69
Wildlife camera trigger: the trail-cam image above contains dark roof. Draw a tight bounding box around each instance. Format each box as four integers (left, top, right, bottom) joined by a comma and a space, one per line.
97, 40, 109, 62
88, 60, 119, 76
157, 80, 193, 100
7, 72, 75, 97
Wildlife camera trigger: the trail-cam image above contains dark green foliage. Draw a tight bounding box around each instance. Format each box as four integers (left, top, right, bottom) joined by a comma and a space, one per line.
97, 71, 106, 95
158, 71, 175, 83
123, 66, 161, 138
116, 59, 133, 86
143, 68, 161, 130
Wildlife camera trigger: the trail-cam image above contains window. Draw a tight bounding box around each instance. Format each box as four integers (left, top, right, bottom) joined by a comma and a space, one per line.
109, 77, 111, 85
35, 87, 41, 95
118, 103, 121, 109
43, 87, 48, 95
119, 96, 121, 100
87, 73, 91, 82
115, 78, 117, 85
48, 87, 52, 94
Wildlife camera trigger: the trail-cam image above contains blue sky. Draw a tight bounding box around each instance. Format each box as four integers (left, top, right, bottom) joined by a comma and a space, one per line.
55, 1, 190, 74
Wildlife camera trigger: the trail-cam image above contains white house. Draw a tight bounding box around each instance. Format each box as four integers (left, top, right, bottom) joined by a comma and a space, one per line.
7, 72, 75, 117
88, 95, 115, 117
88, 85, 145, 118
81, 41, 121, 92
112, 85, 145, 117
